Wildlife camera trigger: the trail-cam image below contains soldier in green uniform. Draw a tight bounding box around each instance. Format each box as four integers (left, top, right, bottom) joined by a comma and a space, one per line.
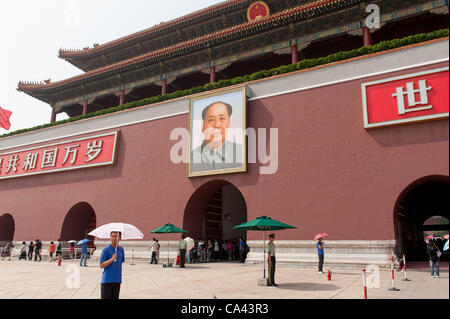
179, 235, 187, 268
267, 233, 278, 286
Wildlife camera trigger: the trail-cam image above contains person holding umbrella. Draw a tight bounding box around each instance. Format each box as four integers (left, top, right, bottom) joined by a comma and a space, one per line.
267, 233, 278, 287
89, 222, 144, 299
99, 231, 125, 299
314, 233, 328, 274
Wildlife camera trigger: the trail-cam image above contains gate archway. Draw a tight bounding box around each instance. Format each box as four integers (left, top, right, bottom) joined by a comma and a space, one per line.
394, 175, 449, 261
0, 213, 14, 243
60, 202, 96, 245
183, 180, 247, 241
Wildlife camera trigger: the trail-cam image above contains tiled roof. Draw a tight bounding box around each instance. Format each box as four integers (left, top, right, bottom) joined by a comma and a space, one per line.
19, 0, 350, 92
58, 0, 247, 58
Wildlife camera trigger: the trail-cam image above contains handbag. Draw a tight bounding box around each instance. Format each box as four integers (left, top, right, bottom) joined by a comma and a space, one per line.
436, 250, 442, 258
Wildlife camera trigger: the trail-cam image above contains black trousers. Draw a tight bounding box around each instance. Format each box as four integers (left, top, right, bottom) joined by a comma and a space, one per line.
318, 254, 324, 272
101, 283, 121, 299
150, 251, 158, 264
268, 256, 276, 285
180, 249, 186, 267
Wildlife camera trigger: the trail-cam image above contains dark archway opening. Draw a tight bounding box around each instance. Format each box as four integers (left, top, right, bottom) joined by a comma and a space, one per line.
183, 180, 247, 243
0, 214, 15, 244
394, 175, 449, 261
60, 202, 96, 249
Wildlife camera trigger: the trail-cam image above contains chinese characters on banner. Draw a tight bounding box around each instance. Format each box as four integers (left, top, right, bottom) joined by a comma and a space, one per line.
0, 131, 119, 180
362, 67, 449, 129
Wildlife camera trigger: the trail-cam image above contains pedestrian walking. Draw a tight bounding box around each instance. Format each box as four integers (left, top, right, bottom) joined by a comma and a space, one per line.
55, 240, 62, 261
317, 238, 324, 273
207, 240, 213, 263
427, 239, 441, 278
239, 237, 246, 263
69, 242, 75, 261
213, 239, 219, 262
100, 231, 125, 299
80, 242, 88, 267
48, 241, 56, 261
267, 233, 278, 286
179, 234, 187, 268
34, 239, 42, 262
149, 238, 159, 264
28, 241, 34, 261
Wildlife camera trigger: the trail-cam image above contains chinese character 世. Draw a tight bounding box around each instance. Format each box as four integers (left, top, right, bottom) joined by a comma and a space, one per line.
85, 140, 103, 162
392, 79, 432, 115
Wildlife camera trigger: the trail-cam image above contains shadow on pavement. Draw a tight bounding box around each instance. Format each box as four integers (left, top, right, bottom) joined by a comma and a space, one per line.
276, 282, 340, 291
182, 266, 211, 270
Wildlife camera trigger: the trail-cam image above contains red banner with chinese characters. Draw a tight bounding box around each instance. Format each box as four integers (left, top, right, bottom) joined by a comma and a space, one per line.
0, 131, 119, 180
362, 67, 449, 129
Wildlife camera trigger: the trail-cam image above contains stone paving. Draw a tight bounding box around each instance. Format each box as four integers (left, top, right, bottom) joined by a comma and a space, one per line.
0, 259, 448, 299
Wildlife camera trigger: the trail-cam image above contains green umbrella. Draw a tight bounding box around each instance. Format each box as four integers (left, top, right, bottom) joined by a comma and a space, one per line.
150, 223, 188, 267
233, 216, 296, 279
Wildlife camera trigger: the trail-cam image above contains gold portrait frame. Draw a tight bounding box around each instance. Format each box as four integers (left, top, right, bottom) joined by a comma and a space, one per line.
187, 86, 247, 178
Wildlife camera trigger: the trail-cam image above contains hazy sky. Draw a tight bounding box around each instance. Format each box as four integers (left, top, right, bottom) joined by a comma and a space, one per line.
0, 0, 224, 133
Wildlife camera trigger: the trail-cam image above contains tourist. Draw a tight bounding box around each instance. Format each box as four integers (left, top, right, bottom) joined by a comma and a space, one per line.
48, 241, 56, 262
213, 239, 220, 262
207, 240, 213, 262
427, 239, 440, 278
149, 238, 158, 264
28, 241, 34, 261
317, 237, 324, 274
80, 241, 88, 267
69, 242, 75, 261
179, 234, 187, 268
1, 243, 11, 261
99, 231, 125, 299
239, 237, 246, 263
34, 239, 42, 262
55, 240, 62, 261
267, 233, 278, 286
19, 242, 27, 260
227, 240, 233, 261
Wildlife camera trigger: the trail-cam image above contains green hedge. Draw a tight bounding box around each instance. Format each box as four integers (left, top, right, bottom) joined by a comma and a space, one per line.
1, 29, 448, 139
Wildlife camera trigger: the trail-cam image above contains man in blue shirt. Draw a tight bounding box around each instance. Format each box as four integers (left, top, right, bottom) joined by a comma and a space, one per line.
99, 231, 125, 299
80, 242, 88, 267
317, 238, 324, 274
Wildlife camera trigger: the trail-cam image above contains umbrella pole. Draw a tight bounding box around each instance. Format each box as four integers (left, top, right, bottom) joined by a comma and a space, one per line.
167, 236, 170, 266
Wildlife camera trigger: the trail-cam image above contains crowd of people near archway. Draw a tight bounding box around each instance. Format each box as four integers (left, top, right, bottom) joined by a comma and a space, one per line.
148, 237, 249, 265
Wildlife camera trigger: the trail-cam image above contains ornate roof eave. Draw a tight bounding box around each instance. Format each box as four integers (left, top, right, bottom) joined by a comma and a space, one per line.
58, 0, 249, 60
19, 0, 362, 94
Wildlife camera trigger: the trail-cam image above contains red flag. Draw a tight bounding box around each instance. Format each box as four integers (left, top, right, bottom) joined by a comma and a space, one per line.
0, 106, 12, 131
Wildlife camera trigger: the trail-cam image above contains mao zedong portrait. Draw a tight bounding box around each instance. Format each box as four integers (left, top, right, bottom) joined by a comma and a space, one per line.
190, 101, 244, 174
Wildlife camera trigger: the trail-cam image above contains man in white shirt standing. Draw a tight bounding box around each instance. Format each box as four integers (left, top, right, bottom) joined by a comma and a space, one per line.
150, 238, 159, 264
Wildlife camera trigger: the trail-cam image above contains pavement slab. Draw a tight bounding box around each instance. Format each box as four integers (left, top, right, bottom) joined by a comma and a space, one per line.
0, 259, 447, 299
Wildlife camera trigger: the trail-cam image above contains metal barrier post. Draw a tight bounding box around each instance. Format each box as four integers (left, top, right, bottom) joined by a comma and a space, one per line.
402, 254, 411, 281
362, 269, 368, 299
389, 257, 400, 291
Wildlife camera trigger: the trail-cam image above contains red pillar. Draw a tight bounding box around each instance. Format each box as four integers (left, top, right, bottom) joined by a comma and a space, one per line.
161, 79, 167, 95
50, 107, 56, 123
363, 27, 372, 47
82, 99, 88, 115
291, 44, 299, 64
210, 66, 216, 83
119, 90, 125, 106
